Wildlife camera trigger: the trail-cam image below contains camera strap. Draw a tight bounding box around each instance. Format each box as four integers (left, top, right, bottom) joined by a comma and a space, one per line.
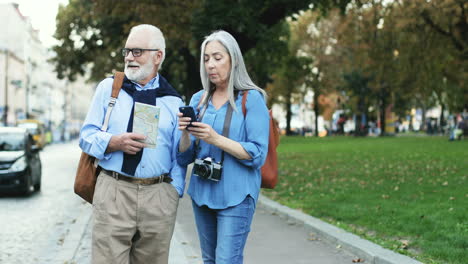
195, 93, 235, 164
220, 103, 234, 164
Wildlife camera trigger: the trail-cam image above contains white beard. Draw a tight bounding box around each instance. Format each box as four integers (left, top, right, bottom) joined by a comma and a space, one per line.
124, 60, 155, 82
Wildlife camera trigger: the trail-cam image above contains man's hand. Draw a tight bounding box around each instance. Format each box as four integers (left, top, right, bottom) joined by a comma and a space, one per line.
106, 133, 146, 155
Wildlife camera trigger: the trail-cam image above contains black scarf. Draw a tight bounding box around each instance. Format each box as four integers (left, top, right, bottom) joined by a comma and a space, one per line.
116, 74, 181, 176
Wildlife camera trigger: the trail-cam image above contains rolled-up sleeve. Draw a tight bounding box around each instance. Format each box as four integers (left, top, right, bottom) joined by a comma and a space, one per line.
170, 110, 187, 196
176, 140, 195, 166
176, 91, 203, 166
237, 91, 269, 169
79, 78, 114, 160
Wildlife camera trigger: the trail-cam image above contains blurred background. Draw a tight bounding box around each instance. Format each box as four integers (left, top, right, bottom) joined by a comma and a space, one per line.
1, 0, 466, 139
0, 1, 466, 264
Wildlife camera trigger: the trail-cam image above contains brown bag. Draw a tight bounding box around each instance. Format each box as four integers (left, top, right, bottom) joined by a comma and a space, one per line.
73, 72, 125, 203
242, 91, 279, 189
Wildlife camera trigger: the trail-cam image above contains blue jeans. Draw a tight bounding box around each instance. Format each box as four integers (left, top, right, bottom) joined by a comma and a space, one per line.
192, 196, 255, 264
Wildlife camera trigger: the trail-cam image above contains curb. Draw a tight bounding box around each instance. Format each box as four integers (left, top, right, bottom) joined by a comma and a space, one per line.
55, 201, 92, 263
257, 194, 423, 264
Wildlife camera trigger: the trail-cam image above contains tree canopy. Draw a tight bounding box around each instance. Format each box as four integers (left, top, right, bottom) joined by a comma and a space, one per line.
52, 0, 351, 101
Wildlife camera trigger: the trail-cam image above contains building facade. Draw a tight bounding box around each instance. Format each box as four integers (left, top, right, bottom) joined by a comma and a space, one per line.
0, 3, 94, 141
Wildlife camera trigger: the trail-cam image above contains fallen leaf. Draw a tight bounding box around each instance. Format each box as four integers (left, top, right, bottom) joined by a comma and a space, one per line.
400, 240, 409, 249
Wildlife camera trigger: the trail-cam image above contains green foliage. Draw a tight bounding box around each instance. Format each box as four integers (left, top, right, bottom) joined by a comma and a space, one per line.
52, 0, 351, 99
263, 136, 468, 264
52, 0, 132, 81
336, 0, 467, 114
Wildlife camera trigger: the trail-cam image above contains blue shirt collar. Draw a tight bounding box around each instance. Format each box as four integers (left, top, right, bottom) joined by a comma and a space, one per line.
131, 74, 160, 91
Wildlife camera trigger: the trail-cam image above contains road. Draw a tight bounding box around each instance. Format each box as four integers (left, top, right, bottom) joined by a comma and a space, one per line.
0, 141, 356, 264
0, 141, 88, 264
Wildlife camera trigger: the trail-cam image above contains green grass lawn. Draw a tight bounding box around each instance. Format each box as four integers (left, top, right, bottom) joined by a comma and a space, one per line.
262, 136, 467, 264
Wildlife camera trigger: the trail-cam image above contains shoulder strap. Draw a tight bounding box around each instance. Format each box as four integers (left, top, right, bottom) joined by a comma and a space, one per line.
197, 91, 207, 109
111, 71, 124, 97
242, 91, 248, 117
101, 72, 124, 132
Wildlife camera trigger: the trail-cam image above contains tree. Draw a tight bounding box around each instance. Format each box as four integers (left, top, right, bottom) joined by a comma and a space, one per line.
290, 9, 343, 136
267, 39, 312, 135
52, 0, 201, 100
398, 0, 468, 114
52, 0, 352, 102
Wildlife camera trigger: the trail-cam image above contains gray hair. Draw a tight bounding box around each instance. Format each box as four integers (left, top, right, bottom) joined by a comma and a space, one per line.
129, 24, 166, 69
199, 30, 267, 110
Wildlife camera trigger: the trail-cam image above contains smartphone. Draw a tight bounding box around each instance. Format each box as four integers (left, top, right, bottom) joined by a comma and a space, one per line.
179, 106, 197, 129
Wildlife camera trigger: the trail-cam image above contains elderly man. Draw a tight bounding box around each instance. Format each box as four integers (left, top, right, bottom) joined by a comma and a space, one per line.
79, 24, 186, 264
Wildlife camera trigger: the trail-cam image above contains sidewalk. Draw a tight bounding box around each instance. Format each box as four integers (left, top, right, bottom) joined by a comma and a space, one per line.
67, 194, 422, 264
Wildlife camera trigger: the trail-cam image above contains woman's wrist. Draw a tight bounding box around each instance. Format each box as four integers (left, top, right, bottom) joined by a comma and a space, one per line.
178, 132, 191, 153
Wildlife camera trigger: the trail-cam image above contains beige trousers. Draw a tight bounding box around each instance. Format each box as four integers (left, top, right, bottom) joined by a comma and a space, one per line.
91, 172, 179, 264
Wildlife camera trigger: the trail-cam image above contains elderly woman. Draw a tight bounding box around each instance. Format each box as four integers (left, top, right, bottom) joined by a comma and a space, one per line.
176, 30, 270, 264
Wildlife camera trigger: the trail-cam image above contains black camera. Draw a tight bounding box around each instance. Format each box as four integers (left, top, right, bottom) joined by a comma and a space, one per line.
193, 157, 222, 181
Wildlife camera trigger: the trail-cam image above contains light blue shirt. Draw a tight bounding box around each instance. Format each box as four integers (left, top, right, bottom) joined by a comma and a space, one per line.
177, 90, 269, 209
79, 75, 186, 196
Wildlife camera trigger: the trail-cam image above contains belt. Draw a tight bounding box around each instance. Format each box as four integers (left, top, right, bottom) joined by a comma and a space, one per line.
101, 168, 172, 185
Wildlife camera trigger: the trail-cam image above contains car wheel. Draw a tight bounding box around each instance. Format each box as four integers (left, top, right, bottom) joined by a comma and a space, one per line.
34, 162, 42, 191
22, 174, 33, 195
34, 181, 41, 191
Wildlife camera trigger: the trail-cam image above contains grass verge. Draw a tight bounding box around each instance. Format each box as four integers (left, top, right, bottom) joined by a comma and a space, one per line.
262, 136, 467, 264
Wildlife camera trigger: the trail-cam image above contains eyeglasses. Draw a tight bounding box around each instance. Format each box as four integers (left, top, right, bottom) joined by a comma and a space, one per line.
121, 48, 159, 57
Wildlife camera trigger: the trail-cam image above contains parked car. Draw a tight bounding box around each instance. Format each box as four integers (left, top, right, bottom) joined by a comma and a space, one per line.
16, 119, 47, 149
0, 127, 42, 194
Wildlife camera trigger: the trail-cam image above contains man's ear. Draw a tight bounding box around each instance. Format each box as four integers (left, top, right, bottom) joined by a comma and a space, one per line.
154, 50, 163, 65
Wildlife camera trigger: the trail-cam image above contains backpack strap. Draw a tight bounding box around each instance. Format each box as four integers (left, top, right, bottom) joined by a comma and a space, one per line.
101, 72, 124, 132
242, 90, 248, 117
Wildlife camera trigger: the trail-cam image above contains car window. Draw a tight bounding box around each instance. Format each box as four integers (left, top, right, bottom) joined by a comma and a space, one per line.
0, 133, 25, 151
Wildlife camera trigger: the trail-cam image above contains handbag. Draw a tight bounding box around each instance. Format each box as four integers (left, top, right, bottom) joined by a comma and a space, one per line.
73, 72, 124, 203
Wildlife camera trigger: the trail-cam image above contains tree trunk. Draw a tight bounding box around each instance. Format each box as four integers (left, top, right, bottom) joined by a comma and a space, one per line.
421, 105, 426, 132
286, 101, 293, 135
439, 103, 445, 134
355, 96, 367, 136
313, 92, 319, 137
379, 88, 387, 136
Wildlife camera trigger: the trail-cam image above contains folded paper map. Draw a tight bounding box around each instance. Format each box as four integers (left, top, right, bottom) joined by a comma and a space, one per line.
133, 102, 160, 148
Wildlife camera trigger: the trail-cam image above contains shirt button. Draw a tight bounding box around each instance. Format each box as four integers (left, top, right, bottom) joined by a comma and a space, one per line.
142, 165, 145, 168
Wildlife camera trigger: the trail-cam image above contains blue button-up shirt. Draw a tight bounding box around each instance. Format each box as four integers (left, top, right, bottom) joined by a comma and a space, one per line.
177, 90, 269, 209
79, 75, 186, 196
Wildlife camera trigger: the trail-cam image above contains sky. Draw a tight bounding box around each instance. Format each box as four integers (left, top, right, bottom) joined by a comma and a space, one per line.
0, 0, 69, 48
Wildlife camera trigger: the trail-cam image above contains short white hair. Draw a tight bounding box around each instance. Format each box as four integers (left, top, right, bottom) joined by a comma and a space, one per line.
199, 30, 267, 111
129, 24, 166, 68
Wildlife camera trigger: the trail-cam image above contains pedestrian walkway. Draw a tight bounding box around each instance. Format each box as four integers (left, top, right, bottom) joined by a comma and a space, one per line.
69, 192, 422, 264
70, 194, 354, 264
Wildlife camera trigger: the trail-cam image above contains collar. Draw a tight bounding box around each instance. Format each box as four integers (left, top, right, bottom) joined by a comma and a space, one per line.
131, 74, 160, 91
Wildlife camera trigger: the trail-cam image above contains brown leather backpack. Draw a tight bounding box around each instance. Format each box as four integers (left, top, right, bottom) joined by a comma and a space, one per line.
241, 91, 279, 189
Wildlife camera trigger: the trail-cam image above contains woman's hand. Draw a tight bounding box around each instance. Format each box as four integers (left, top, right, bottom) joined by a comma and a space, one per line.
188, 122, 220, 145
177, 112, 192, 133
177, 112, 192, 153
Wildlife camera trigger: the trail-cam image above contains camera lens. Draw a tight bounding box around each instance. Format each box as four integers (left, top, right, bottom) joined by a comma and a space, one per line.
198, 164, 211, 179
